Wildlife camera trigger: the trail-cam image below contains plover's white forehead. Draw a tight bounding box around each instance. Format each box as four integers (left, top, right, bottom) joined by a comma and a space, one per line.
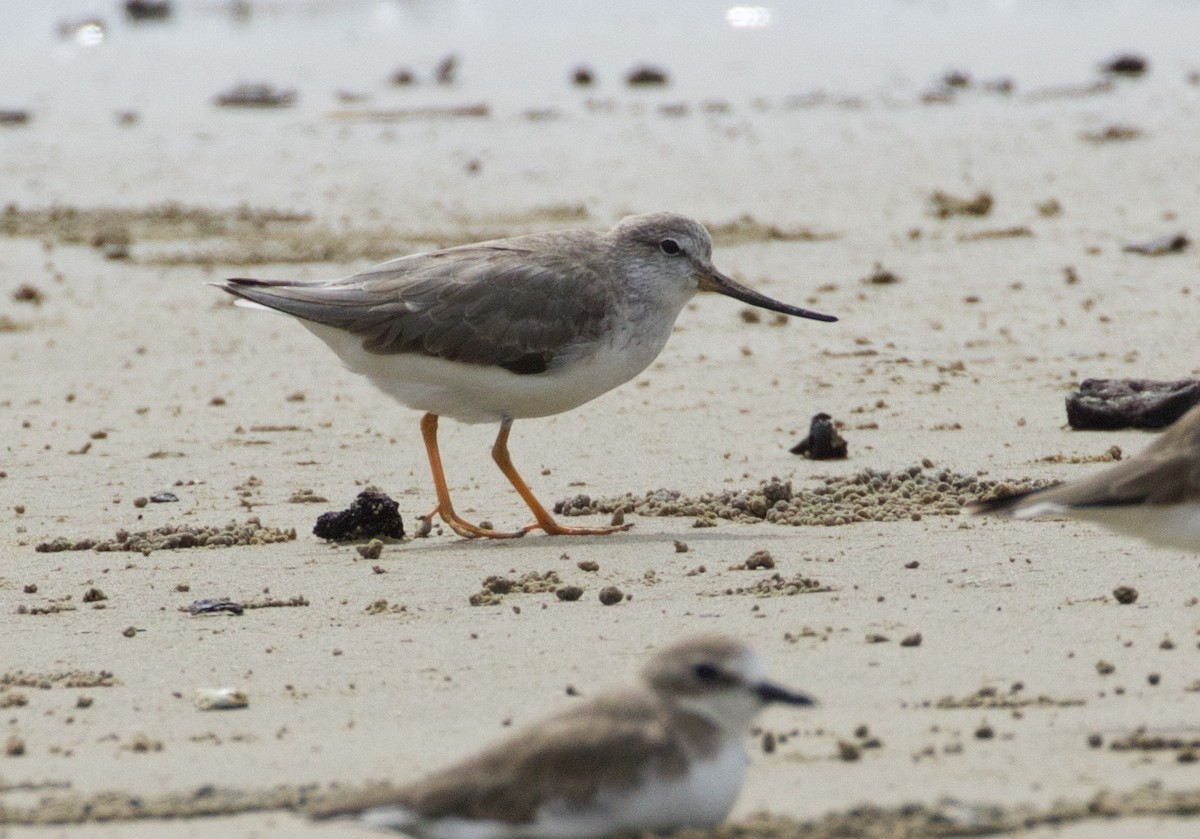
640, 635, 763, 695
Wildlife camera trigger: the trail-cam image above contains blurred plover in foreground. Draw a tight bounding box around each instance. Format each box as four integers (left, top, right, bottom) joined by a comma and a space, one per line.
214, 213, 836, 539
308, 635, 814, 837
971, 402, 1200, 550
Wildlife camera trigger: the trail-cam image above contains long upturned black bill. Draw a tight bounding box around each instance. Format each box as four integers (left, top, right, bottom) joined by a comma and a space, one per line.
755, 681, 817, 706
698, 268, 837, 322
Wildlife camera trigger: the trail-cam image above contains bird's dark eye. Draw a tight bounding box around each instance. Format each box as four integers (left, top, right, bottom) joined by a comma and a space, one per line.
659, 238, 682, 256
693, 663, 720, 682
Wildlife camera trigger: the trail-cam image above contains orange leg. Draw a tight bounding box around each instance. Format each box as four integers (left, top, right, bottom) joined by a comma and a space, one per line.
491, 418, 632, 536
419, 413, 525, 539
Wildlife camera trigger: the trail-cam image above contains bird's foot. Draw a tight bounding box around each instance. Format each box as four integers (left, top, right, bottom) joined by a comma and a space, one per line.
521, 518, 634, 536
422, 509, 527, 540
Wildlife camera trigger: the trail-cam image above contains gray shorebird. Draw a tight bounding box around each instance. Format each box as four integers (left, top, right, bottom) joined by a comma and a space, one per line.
214, 212, 836, 538
308, 635, 814, 837
970, 403, 1200, 550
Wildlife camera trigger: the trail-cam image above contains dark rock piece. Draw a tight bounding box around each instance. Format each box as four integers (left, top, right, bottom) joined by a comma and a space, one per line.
435, 55, 458, 85
625, 65, 669, 87
598, 586, 624, 605
125, 1, 172, 21
1066, 378, 1200, 430
188, 598, 244, 616
1081, 124, 1144, 144
1122, 232, 1189, 255
1101, 54, 1148, 77
0, 110, 32, 126
571, 66, 595, 86
313, 489, 405, 541
214, 84, 296, 108
1112, 586, 1139, 605
941, 69, 971, 89
930, 190, 993, 218
790, 413, 848, 460
390, 67, 416, 86
13, 284, 44, 304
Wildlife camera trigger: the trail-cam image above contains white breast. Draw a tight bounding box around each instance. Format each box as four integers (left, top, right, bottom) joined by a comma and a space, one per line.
366, 739, 748, 839
298, 306, 678, 424
528, 738, 748, 839
1055, 502, 1200, 551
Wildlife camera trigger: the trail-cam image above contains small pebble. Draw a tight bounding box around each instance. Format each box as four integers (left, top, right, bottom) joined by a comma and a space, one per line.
1112, 585, 1138, 604
356, 538, 384, 560
598, 586, 624, 605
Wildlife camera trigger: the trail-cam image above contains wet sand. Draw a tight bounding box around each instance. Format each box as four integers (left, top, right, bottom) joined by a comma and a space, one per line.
4, 3, 1200, 837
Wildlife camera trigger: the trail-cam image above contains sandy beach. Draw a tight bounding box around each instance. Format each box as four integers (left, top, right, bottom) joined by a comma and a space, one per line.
4, 2, 1200, 837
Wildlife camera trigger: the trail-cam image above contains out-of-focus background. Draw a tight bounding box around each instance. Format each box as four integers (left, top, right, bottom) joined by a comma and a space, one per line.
5, 0, 1200, 219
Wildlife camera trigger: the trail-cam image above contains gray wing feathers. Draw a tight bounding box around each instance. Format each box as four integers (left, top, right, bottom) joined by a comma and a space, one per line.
307, 691, 698, 825
222, 238, 613, 370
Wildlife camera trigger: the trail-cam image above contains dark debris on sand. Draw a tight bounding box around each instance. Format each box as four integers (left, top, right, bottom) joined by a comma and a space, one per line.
1066, 378, 1200, 430
313, 489, 405, 542
790, 413, 848, 460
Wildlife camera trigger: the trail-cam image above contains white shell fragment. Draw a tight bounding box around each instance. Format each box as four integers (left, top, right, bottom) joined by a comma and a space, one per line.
194, 687, 249, 710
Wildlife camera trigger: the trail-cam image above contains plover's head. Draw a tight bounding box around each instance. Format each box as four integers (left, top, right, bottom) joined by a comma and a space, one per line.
640, 635, 814, 733
609, 212, 836, 324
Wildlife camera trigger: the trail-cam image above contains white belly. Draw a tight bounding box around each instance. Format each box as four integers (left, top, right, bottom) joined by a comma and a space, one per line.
362, 741, 747, 839
1039, 502, 1200, 551
301, 318, 672, 424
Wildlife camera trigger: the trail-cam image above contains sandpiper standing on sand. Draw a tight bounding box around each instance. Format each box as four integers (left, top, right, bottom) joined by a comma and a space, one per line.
215, 212, 836, 538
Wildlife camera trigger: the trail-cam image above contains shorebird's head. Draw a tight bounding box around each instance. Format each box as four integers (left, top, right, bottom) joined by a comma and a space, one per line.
611, 212, 837, 323
641, 635, 815, 732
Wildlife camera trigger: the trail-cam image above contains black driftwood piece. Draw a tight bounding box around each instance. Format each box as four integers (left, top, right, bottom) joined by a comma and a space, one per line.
313, 489, 405, 541
1066, 378, 1200, 430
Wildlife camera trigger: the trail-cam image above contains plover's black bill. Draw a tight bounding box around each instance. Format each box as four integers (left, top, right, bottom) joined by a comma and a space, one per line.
756, 681, 817, 705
